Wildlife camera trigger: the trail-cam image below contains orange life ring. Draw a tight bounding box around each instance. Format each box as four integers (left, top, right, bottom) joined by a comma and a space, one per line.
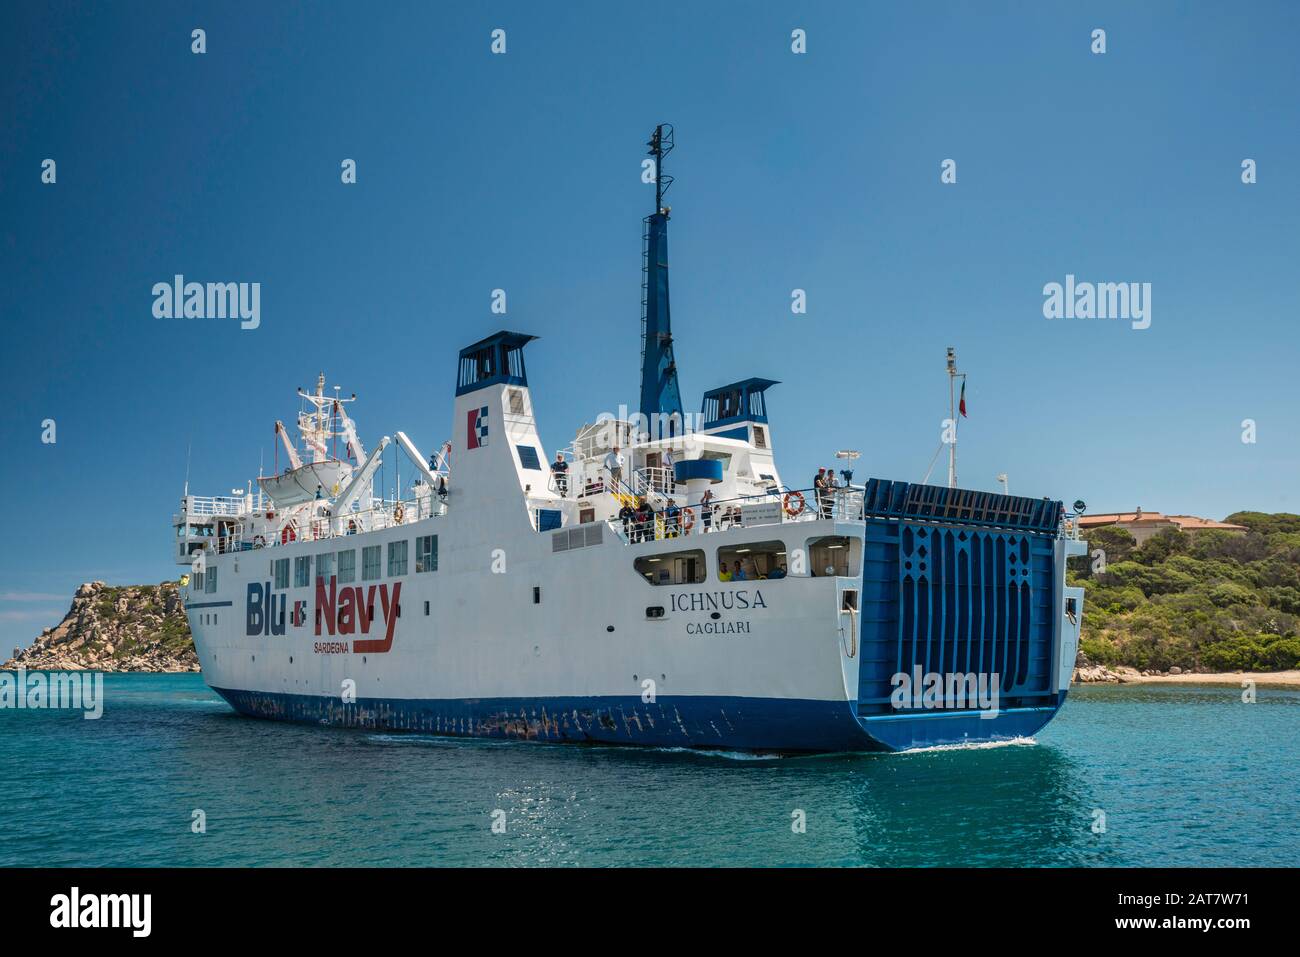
393, 504, 405, 525
281, 523, 296, 544
680, 507, 695, 532
783, 491, 806, 517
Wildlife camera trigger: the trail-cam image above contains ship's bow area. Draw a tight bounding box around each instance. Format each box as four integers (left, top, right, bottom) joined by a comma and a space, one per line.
851, 480, 1075, 751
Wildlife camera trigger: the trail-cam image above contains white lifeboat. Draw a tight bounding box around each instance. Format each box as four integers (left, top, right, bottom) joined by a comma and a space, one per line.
258, 461, 351, 506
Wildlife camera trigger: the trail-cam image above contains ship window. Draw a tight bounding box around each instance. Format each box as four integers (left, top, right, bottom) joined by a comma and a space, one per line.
206, 567, 218, 594
294, 556, 311, 588
362, 545, 381, 581
458, 345, 497, 389
415, 535, 438, 573
337, 549, 356, 583
753, 425, 767, 449
634, 549, 706, 586
193, 569, 204, 591
508, 389, 525, 415
317, 552, 333, 582
807, 535, 855, 578
387, 540, 408, 577
424, 601, 430, 616
717, 540, 787, 581
273, 558, 289, 590
516, 445, 542, 470
533, 586, 541, 604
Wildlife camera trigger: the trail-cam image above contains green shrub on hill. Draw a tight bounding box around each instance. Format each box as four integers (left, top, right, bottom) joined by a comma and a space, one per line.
1067, 514, 1300, 672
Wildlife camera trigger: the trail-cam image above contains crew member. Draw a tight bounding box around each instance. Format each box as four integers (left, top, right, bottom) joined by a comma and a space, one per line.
550, 452, 569, 497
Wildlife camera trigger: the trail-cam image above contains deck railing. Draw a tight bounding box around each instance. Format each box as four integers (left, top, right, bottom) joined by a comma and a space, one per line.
212, 494, 446, 554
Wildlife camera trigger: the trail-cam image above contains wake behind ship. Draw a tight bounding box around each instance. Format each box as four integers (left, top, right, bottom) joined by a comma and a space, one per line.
173, 126, 1087, 753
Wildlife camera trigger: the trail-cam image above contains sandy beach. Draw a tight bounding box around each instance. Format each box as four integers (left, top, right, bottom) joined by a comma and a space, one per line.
1076, 668, 1300, 689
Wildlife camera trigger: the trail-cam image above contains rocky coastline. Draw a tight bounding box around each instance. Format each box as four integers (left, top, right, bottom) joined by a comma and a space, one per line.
3, 581, 198, 673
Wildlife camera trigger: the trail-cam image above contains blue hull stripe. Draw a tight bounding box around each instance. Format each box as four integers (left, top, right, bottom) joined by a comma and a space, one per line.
211, 686, 1065, 753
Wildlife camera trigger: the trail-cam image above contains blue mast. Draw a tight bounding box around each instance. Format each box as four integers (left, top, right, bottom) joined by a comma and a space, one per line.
639, 124, 684, 434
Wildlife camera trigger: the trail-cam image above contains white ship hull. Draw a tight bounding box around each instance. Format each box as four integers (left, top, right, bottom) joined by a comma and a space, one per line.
184, 495, 1083, 753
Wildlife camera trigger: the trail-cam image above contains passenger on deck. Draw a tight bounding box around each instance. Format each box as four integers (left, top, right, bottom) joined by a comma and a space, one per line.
718, 564, 733, 582
732, 560, 748, 581
821, 468, 837, 518
767, 564, 787, 579
605, 446, 625, 491
618, 500, 636, 540
664, 499, 681, 538
550, 452, 568, 497
700, 490, 714, 533
635, 499, 655, 542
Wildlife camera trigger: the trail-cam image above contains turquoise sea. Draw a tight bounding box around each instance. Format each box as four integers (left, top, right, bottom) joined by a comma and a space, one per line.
0, 674, 1295, 867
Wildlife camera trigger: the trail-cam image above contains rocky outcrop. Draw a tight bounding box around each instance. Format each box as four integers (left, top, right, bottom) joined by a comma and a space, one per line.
1071, 648, 1130, 684
3, 581, 197, 672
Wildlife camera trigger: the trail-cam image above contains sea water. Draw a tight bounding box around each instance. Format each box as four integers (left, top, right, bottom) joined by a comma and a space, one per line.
1, 674, 1294, 866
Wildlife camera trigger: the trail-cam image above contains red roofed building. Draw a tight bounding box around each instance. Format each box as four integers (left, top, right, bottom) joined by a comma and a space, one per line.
1077, 507, 1247, 545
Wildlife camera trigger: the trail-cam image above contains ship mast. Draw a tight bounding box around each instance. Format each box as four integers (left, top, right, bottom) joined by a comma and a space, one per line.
946, 347, 966, 488
638, 124, 684, 437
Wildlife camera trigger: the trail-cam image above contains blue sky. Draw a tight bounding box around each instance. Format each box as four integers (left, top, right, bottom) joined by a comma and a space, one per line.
2, 1, 1298, 649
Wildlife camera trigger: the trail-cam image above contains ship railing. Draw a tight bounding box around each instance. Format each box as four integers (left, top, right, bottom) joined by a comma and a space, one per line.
610, 485, 864, 542
635, 466, 680, 498
185, 494, 259, 517
221, 493, 446, 553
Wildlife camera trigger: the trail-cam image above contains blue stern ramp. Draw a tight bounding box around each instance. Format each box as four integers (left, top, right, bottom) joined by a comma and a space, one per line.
848, 480, 1087, 751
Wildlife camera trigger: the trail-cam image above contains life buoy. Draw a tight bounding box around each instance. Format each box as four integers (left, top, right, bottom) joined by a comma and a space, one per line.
680, 507, 695, 532
281, 523, 296, 544
393, 504, 405, 525
253, 535, 267, 548
783, 491, 806, 517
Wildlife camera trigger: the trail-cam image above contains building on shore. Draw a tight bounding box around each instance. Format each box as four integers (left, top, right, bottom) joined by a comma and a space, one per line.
1078, 508, 1247, 545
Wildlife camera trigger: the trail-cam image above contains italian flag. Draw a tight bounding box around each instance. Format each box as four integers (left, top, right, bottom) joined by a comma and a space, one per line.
959, 379, 967, 418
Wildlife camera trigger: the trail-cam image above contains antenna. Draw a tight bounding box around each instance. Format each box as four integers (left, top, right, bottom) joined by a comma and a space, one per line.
647, 123, 675, 214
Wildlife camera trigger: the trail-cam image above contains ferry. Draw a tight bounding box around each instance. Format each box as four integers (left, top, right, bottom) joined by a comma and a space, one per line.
173, 126, 1087, 753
